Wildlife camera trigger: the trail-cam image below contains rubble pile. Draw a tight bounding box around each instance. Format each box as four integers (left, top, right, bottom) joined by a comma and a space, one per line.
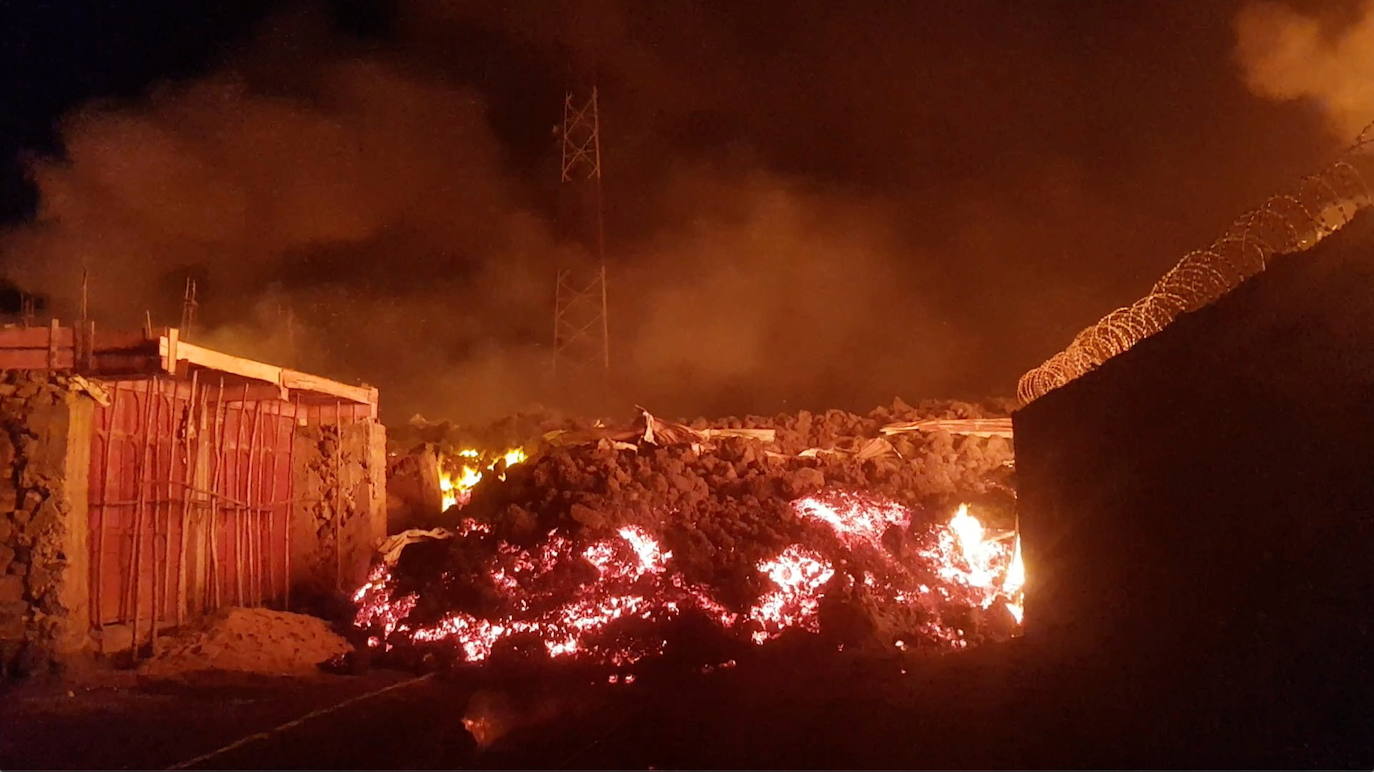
465, 397, 1015, 544
361, 398, 1019, 668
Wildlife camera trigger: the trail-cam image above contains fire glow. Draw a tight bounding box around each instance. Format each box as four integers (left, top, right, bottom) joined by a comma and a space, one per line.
439, 447, 529, 510
354, 492, 1025, 665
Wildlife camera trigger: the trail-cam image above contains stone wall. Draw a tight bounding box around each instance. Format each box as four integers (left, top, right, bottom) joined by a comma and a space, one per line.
0, 371, 96, 676
291, 419, 386, 602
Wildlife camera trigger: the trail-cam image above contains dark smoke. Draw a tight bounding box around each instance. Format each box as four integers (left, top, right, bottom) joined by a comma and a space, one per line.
0, 1, 1351, 422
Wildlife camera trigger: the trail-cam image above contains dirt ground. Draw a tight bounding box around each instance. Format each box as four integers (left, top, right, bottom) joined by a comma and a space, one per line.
0, 667, 413, 770
2, 635, 1360, 770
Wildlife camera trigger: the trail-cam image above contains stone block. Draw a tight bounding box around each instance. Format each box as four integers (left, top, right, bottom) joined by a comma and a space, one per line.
0, 432, 12, 472
25, 497, 60, 537
27, 563, 55, 600
0, 604, 25, 639
0, 575, 24, 603
20, 490, 42, 512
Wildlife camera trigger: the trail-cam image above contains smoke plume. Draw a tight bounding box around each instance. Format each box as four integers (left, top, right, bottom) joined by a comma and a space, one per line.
1235, 0, 1374, 137
0, 1, 1343, 423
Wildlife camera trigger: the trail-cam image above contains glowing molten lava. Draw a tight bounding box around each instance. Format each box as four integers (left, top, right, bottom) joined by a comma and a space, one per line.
747, 545, 836, 644
354, 493, 1024, 665
438, 447, 528, 510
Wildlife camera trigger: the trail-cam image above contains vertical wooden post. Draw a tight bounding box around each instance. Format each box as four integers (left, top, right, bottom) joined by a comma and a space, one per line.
92, 382, 118, 645
128, 377, 157, 656
263, 401, 283, 606
285, 394, 299, 611
175, 371, 199, 627
208, 378, 227, 609
243, 397, 263, 606
46, 318, 59, 369
151, 379, 172, 656
233, 383, 250, 606
333, 401, 344, 594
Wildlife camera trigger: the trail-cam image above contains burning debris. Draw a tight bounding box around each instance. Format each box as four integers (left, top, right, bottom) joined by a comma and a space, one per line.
438, 447, 529, 511
359, 400, 1020, 669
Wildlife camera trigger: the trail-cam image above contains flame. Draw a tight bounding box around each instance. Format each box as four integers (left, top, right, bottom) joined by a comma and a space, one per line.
1003, 535, 1025, 623
354, 493, 1025, 665
438, 447, 527, 511
946, 503, 1001, 589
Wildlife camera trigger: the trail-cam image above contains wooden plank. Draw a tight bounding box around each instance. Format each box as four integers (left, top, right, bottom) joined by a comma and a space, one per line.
880, 417, 1015, 439
162, 327, 179, 374
0, 349, 76, 369
47, 319, 59, 368
204, 382, 288, 403
165, 339, 282, 386
281, 370, 376, 407
0, 326, 75, 349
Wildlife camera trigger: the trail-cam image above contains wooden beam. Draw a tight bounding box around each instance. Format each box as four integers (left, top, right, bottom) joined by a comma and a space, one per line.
162, 327, 179, 374
0, 326, 75, 349
0, 323, 375, 410
0, 349, 75, 370
281, 370, 376, 408
164, 339, 282, 386
205, 382, 289, 403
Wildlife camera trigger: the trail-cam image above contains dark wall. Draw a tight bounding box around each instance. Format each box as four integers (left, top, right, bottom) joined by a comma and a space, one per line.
1014, 210, 1374, 767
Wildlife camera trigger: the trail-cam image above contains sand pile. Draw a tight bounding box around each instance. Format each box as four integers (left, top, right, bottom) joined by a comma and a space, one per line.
139, 607, 351, 677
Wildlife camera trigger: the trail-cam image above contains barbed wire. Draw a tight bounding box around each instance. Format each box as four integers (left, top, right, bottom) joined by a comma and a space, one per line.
1017, 121, 1374, 404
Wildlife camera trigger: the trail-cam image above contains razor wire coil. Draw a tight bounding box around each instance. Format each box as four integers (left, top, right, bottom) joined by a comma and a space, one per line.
1017, 122, 1374, 404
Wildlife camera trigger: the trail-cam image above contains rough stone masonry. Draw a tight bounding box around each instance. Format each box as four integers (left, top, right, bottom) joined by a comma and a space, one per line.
0, 370, 98, 677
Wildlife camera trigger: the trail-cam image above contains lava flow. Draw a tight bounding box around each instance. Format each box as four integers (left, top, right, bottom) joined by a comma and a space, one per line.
353, 491, 1024, 666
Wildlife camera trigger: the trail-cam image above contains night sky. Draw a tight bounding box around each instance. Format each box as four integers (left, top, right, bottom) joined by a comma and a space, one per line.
0, 0, 1364, 421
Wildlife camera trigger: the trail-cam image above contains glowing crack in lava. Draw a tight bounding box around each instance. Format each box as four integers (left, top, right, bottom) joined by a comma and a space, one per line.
746, 545, 836, 644
354, 492, 1024, 665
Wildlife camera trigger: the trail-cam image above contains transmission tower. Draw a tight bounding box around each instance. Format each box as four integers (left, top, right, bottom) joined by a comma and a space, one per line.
19, 293, 34, 328
180, 277, 198, 339
552, 86, 610, 393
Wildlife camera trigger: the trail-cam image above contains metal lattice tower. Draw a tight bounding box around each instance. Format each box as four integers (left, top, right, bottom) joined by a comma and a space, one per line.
180, 277, 198, 339
19, 293, 34, 328
553, 86, 610, 387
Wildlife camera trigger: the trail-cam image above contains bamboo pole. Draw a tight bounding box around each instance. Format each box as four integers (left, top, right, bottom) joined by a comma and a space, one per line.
285, 394, 299, 611
150, 378, 173, 656
243, 396, 263, 606
93, 382, 118, 646
162, 380, 182, 630
175, 371, 199, 626
233, 383, 250, 606
333, 401, 344, 594
263, 402, 283, 606
208, 378, 227, 609
128, 377, 156, 657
